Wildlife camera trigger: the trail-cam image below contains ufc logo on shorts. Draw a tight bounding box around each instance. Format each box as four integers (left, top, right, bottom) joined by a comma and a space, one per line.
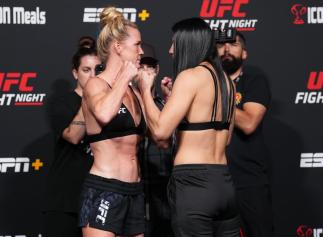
300, 153, 323, 168
83, 8, 137, 23
0, 157, 30, 173
96, 199, 110, 225
307, 72, 323, 90
200, 0, 248, 18
0, 72, 36, 92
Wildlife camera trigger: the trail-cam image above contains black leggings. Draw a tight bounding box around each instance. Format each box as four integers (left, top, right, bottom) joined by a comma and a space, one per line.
167, 164, 241, 237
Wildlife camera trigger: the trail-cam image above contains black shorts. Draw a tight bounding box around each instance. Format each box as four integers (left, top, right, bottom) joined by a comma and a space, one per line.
167, 164, 241, 237
79, 174, 145, 236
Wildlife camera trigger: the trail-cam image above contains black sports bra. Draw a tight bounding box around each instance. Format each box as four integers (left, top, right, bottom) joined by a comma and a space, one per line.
87, 85, 146, 143
178, 64, 235, 131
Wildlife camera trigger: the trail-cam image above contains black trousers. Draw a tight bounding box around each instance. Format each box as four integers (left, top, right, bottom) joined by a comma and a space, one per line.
145, 181, 174, 237
236, 185, 274, 237
167, 164, 241, 237
43, 211, 81, 237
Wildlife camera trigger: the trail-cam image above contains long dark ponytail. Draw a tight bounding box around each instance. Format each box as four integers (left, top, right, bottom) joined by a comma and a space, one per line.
171, 18, 232, 122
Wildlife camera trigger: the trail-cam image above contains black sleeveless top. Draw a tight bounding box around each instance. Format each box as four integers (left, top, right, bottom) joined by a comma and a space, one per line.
87, 85, 146, 143
178, 64, 235, 131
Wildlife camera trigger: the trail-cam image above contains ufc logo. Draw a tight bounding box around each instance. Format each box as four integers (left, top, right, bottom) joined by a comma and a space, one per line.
307, 72, 323, 90
200, 0, 248, 18
0, 157, 30, 173
96, 199, 110, 224
118, 107, 127, 114
0, 72, 36, 92
300, 153, 323, 168
83, 8, 137, 23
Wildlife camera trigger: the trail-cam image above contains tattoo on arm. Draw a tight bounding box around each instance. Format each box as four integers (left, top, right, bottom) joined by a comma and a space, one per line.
71, 121, 85, 126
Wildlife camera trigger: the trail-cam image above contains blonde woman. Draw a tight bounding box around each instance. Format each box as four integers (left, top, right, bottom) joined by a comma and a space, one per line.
79, 7, 145, 237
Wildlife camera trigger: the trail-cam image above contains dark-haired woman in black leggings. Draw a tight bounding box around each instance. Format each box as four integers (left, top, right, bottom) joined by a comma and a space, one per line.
139, 18, 240, 237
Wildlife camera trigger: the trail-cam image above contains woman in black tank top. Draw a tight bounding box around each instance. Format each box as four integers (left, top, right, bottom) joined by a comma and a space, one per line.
139, 18, 241, 237
43, 37, 100, 237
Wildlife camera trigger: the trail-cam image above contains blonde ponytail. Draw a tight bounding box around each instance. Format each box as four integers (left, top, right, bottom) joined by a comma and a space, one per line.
97, 7, 137, 62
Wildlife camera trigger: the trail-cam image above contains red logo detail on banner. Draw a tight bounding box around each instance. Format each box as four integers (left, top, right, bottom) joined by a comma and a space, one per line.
296, 225, 313, 237
0, 72, 36, 92
200, 0, 248, 18
307, 72, 323, 90
291, 4, 307, 25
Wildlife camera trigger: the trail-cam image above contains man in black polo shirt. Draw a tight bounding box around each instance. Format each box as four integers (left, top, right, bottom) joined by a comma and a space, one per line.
216, 31, 273, 237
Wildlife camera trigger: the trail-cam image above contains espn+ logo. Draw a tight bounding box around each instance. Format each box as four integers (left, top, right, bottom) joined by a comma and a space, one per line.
0, 157, 43, 173
83, 8, 150, 23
